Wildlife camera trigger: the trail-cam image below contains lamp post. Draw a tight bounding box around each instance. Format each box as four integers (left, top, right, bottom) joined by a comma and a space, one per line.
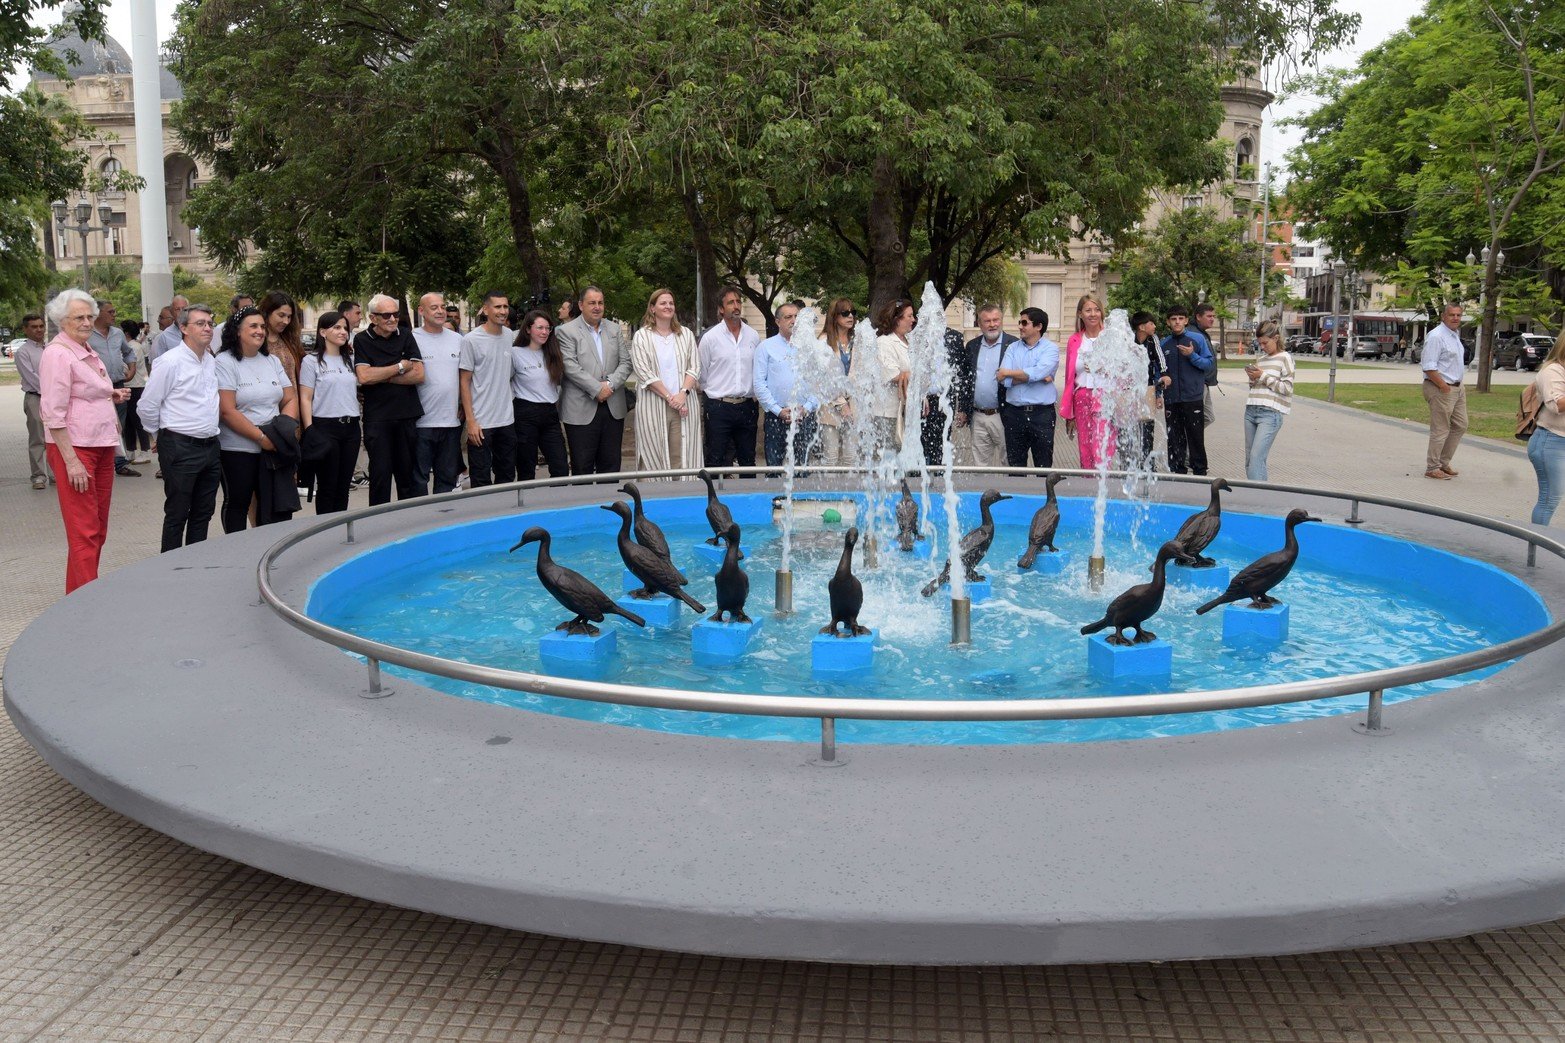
52, 195, 115, 294
1326, 261, 1341, 403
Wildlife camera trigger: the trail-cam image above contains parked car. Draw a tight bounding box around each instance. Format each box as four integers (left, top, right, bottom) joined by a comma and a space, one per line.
3, 338, 29, 359
1493, 331, 1555, 371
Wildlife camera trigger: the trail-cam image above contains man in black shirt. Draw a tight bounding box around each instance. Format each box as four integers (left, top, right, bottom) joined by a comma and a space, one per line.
354, 293, 426, 504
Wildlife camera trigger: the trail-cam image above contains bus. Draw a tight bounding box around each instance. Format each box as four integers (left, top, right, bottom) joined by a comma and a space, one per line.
1299, 313, 1405, 358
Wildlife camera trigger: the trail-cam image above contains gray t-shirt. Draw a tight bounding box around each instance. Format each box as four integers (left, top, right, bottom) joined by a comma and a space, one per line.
510, 345, 560, 404
412, 327, 463, 428
215, 352, 291, 453
298, 353, 361, 419
460, 327, 517, 429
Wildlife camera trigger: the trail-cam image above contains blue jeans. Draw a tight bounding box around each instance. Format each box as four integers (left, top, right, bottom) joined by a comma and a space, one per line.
1528, 427, 1565, 525
1243, 405, 1284, 481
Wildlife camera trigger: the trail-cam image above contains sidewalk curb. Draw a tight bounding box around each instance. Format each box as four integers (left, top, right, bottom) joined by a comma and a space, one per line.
1295, 394, 1527, 461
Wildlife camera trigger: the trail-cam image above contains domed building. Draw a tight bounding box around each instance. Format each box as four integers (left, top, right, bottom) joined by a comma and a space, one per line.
31, 24, 225, 292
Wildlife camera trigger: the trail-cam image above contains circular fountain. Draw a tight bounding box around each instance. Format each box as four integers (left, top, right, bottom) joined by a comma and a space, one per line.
8, 295, 1565, 965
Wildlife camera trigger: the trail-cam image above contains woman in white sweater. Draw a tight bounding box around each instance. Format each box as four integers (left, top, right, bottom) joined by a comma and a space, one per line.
871, 297, 914, 454
1242, 320, 1295, 481
630, 288, 702, 478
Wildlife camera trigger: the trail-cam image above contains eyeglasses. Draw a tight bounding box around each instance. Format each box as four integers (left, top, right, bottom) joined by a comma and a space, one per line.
186, 320, 215, 329
371, 310, 398, 319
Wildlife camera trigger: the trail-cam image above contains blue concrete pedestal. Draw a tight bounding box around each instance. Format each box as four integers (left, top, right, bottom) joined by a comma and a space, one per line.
690, 542, 732, 567
899, 539, 934, 559
616, 593, 682, 628
539, 628, 618, 662
692, 616, 764, 663
1168, 564, 1231, 593
812, 629, 877, 677
941, 579, 993, 604
1222, 602, 1290, 644
1020, 549, 1070, 575
1086, 633, 1173, 682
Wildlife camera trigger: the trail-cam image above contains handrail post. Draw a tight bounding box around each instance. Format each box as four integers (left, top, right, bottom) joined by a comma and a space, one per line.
1353, 688, 1391, 736
1529, 542, 1538, 568
345, 519, 355, 545
363, 657, 392, 699
811, 717, 846, 766
1346, 499, 1363, 526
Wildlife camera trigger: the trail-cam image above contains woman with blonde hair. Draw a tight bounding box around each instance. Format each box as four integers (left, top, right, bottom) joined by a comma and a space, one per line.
817, 297, 858, 466
630, 288, 702, 477
1059, 294, 1116, 470
1242, 320, 1295, 480
1526, 330, 1565, 525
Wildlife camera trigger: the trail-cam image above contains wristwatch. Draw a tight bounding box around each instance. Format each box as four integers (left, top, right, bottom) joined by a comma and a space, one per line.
397, 360, 406, 375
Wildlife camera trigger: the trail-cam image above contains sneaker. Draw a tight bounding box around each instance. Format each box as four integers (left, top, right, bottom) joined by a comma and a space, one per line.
31, 476, 47, 490
154, 469, 162, 479
115, 466, 141, 477
133, 451, 152, 465
1424, 469, 1452, 480
349, 470, 368, 489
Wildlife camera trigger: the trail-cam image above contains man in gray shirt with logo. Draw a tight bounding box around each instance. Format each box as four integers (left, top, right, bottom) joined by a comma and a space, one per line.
14, 314, 49, 489
412, 292, 464, 494
460, 291, 519, 487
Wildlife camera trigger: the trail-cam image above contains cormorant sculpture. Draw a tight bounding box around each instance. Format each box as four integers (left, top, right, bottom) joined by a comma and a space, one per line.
697, 469, 739, 557
1017, 474, 1067, 569
821, 527, 870, 636
1172, 477, 1232, 567
710, 523, 751, 624
510, 527, 646, 635
920, 489, 1012, 597
1196, 509, 1319, 614
1080, 541, 1194, 645
619, 482, 676, 565
602, 501, 706, 612
895, 479, 921, 552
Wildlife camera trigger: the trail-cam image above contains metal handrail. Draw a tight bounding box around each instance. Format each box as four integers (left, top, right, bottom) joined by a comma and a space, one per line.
256, 467, 1565, 759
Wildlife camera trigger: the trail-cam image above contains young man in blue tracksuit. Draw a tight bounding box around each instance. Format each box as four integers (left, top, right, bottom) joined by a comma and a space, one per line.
1160, 304, 1215, 475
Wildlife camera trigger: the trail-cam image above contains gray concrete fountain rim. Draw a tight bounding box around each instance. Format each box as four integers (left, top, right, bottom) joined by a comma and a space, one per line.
8, 470, 1565, 965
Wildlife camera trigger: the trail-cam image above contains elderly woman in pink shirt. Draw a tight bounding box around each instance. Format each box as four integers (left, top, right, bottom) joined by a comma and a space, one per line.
39, 288, 130, 592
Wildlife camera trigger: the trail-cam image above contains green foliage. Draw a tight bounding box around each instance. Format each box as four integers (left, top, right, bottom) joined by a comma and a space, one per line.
46, 260, 234, 323
1108, 207, 1264, 319
1287, 0, 1565, 322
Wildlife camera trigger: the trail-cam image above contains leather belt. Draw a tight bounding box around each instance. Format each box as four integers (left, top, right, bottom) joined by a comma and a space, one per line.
974, 407, 998, 416
709, 394, 752, 405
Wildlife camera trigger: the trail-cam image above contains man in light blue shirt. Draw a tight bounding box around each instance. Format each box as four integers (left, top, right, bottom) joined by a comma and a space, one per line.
753, 302, 819, 466
996, 307, 1060, 467
1419, 302, 1468, 479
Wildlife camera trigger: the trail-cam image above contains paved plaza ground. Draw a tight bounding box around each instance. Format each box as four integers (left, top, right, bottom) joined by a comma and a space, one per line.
1, 358, 1563, 1041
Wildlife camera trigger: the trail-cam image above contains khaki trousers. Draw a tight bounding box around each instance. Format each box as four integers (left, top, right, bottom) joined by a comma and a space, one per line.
1423, 381, 1467, 473
969, 410, 1005, 468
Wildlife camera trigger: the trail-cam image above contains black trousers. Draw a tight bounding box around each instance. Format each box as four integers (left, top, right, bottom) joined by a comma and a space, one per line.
514, 399, 569, 480
703, 396, 758, 468
467, 424, 518, 488
763, 412, 818, 466
565, 403, 625, 476
1001, 403, 1056, 468
156, 431, 221, 552
920, 396, 949, 465
312, 417, 360, 514
362, 417, 421, 505
220, 449, 295, 533
1165, 399, 1208, 475
122, 387, 149, 451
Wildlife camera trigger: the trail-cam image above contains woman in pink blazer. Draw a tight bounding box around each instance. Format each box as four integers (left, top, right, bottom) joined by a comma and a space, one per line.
1059, 294, 1115, 470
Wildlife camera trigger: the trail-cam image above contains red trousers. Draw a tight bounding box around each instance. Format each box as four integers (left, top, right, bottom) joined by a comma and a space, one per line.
48, 443, 115, 594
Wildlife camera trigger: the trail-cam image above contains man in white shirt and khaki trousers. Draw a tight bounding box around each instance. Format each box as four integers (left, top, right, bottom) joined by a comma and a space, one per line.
1420, 303, 1468, 480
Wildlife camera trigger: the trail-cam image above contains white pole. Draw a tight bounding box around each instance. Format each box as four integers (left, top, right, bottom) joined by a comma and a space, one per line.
129, 0, 173, 324
1257, 161, 1270, 322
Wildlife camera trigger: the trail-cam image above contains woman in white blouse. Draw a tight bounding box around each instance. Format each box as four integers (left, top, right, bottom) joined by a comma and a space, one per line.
510, 309, 569, 480
871, 298, 914, 453
630, 288, 702, 477
215, 306, 297, 531
298, 310, 361, 514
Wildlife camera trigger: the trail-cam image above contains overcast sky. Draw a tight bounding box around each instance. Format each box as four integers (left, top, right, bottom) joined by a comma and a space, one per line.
72, 0, 1425, 185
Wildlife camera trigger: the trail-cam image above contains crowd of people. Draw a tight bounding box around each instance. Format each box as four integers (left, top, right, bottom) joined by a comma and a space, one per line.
18, 282, 1302, 594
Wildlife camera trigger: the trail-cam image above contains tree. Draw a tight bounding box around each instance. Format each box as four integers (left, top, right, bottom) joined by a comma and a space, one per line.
1108, 206, 1264, 336
173, 0, 558, 303
1287, 0, 1565, 390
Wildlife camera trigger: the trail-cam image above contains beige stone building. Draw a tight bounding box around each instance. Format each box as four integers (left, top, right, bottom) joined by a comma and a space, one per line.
31, 28, 225, 300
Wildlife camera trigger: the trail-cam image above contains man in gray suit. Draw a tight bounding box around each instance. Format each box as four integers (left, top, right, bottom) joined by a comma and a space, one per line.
556, 285, 633, 475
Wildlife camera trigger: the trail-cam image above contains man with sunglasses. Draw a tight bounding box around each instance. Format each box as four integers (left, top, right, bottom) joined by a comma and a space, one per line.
995, 307, 1059, 468
354, 294, 426, 504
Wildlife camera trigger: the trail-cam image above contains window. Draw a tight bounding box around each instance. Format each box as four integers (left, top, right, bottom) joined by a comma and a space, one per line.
1182, 195, 1203, 210
1235, 138, 1254, 181
1293, 245, 1315, 258
1028, 283, 1063, 329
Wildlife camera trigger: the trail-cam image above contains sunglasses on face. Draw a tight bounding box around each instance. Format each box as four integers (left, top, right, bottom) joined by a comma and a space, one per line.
371, 310, 397, 319
837, 310, 856, 318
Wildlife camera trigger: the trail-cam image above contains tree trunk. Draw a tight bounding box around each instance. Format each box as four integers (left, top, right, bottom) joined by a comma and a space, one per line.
1476, 250, 1501, 394
484, 136, 549, 302
681, 187, 721, 330
866, 153, 908, 321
